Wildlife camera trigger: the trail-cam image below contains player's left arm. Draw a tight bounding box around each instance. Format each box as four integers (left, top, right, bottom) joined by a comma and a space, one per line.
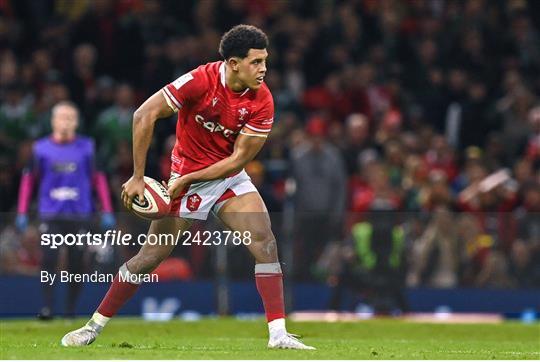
168, 129, 268, 199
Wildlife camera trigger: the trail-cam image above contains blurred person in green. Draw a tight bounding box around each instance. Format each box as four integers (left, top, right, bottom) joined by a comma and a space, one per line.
0, 83, 36, 157
93, 83, 136, 173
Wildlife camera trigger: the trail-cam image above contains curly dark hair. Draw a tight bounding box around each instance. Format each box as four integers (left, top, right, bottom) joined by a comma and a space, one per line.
219, 24, 268, 59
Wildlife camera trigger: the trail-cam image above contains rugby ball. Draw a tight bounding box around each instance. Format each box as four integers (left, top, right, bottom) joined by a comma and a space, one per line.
131, 176, 171, 220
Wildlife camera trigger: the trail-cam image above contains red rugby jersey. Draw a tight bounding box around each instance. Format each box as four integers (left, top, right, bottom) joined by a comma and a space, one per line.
162, 61, 274, 175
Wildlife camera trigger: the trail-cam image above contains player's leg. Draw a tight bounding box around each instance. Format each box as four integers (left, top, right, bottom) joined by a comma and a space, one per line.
216, 192, 315, 350
61, 216, 192, 346
65, 221, 91, 317
38, 219, 64, 320
94, 216, 192, 320
39, 224, 60, 320
65, 242, 85, 317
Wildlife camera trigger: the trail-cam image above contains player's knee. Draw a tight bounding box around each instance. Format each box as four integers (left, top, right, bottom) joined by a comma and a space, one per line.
249, 226, 274, 243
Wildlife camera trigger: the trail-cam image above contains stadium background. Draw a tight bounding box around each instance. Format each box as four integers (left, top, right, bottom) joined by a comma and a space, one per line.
0, 0, 539, 320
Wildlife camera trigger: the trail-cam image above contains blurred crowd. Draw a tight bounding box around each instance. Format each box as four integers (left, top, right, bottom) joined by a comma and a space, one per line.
1, 0, 539, 292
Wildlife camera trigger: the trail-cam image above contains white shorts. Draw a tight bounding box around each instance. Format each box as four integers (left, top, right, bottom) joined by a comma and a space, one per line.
168, 170, 257, 220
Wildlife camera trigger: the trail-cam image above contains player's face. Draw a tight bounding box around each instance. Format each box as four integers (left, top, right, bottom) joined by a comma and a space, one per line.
51, 105, 78, 140
235, 48, 268, 90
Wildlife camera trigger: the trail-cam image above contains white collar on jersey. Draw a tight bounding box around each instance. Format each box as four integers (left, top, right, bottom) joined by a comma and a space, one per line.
219, 62, 226, 87
219, 62, 250, 97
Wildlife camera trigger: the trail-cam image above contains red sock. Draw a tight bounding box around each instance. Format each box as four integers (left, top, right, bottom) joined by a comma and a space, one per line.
255, 263, 285, 322
97, 264, 141, 317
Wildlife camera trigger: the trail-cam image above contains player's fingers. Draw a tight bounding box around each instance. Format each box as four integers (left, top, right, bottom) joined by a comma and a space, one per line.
122, 191, 129, 209
123, 189, 133, 209
138, 192, 145, 205
162, 180, 174, 197
168, 185, 177, 199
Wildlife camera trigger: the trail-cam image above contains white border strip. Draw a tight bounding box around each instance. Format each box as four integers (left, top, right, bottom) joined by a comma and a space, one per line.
244, 124, 271, 133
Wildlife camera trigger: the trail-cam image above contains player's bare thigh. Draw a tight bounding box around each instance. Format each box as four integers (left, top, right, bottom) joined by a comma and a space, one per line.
127, 216, 193, 274
216, 191, 278, 263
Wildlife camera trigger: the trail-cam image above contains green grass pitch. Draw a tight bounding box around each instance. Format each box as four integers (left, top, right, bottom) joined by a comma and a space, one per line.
0, 318, 538, 359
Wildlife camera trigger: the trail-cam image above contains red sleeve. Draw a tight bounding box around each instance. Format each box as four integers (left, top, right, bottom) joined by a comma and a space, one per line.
17, 142, 40, 214
17, 171, 34, 214
92, 171, 113, 213
162, 68, 207, 110
245, 92, 274, 133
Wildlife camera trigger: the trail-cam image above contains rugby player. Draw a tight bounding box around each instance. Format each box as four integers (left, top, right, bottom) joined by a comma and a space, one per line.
61, 24, 314, 350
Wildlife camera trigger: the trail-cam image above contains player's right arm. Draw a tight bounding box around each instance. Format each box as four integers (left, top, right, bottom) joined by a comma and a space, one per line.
121, 91, 175, 210
122, 69, 206, 210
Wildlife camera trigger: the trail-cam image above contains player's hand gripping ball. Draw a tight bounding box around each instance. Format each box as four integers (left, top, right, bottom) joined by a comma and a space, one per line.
130, 176, 171, 220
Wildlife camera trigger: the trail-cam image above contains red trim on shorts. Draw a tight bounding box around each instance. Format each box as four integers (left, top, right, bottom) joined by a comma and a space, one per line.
215, 188, 236, 205
170, 189, 189, 214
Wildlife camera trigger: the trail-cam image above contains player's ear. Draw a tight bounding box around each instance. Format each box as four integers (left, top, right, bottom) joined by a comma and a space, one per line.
228, 58, 240, 72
